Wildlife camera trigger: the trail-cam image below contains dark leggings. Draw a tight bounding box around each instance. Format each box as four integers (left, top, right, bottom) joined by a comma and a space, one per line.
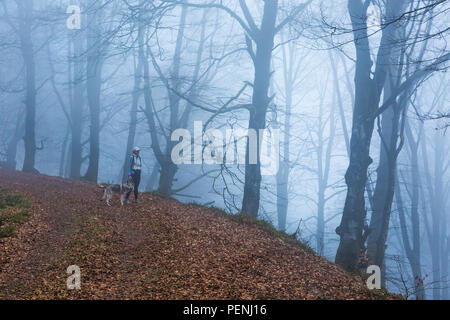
127, 170, 141, 200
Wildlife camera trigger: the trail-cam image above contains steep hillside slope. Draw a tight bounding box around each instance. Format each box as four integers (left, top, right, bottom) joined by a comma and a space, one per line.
0, 169, 392, 299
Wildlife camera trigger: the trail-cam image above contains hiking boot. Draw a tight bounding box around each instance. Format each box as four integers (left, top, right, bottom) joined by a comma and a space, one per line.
135, 199, 139, 203
124, 200, 130, 205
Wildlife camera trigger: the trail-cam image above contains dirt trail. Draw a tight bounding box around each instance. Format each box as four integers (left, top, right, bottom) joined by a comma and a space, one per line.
0, 169, 390, 299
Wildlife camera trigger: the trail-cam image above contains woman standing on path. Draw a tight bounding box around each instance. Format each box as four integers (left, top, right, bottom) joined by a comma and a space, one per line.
125, 146, 142, 204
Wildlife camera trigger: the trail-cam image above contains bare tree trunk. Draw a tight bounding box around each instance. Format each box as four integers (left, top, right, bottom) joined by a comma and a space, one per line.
17, 0, 37, 173
59, 126, 70, 177
241, 0, 278, 218
65, 140, 72, 178
365, 0, 430, 277
366, 76, 397, 268
335, 0, 379, 272
431, 134, 443, 300
276, 167, 289, 231
421, 131, 444, 300
84, 0, 104, 183
317, 89, 336, 256
275, 26, 296, 232
433, 133, 445, 300
333, 52, 376, 212
395, 180, 425, 300
335, 0, 404, 272
70, 27, 84, 180
4, 112, 24, 170
122, 48, 142, 182
154, 5, 187, 197
158, 160, 178, 197
396, 119, 425, 299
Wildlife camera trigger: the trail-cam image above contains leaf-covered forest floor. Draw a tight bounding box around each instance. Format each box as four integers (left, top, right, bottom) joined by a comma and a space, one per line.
0, 169, 396, 299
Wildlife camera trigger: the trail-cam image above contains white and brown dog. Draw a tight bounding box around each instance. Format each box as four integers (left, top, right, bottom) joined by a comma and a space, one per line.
99, 181, 134, 206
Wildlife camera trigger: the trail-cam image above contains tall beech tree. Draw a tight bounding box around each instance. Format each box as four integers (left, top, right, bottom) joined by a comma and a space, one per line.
335, 0, 450, 272
167, 0, 312, 217
83, 1, 105, 183
16, 0, 37, 173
